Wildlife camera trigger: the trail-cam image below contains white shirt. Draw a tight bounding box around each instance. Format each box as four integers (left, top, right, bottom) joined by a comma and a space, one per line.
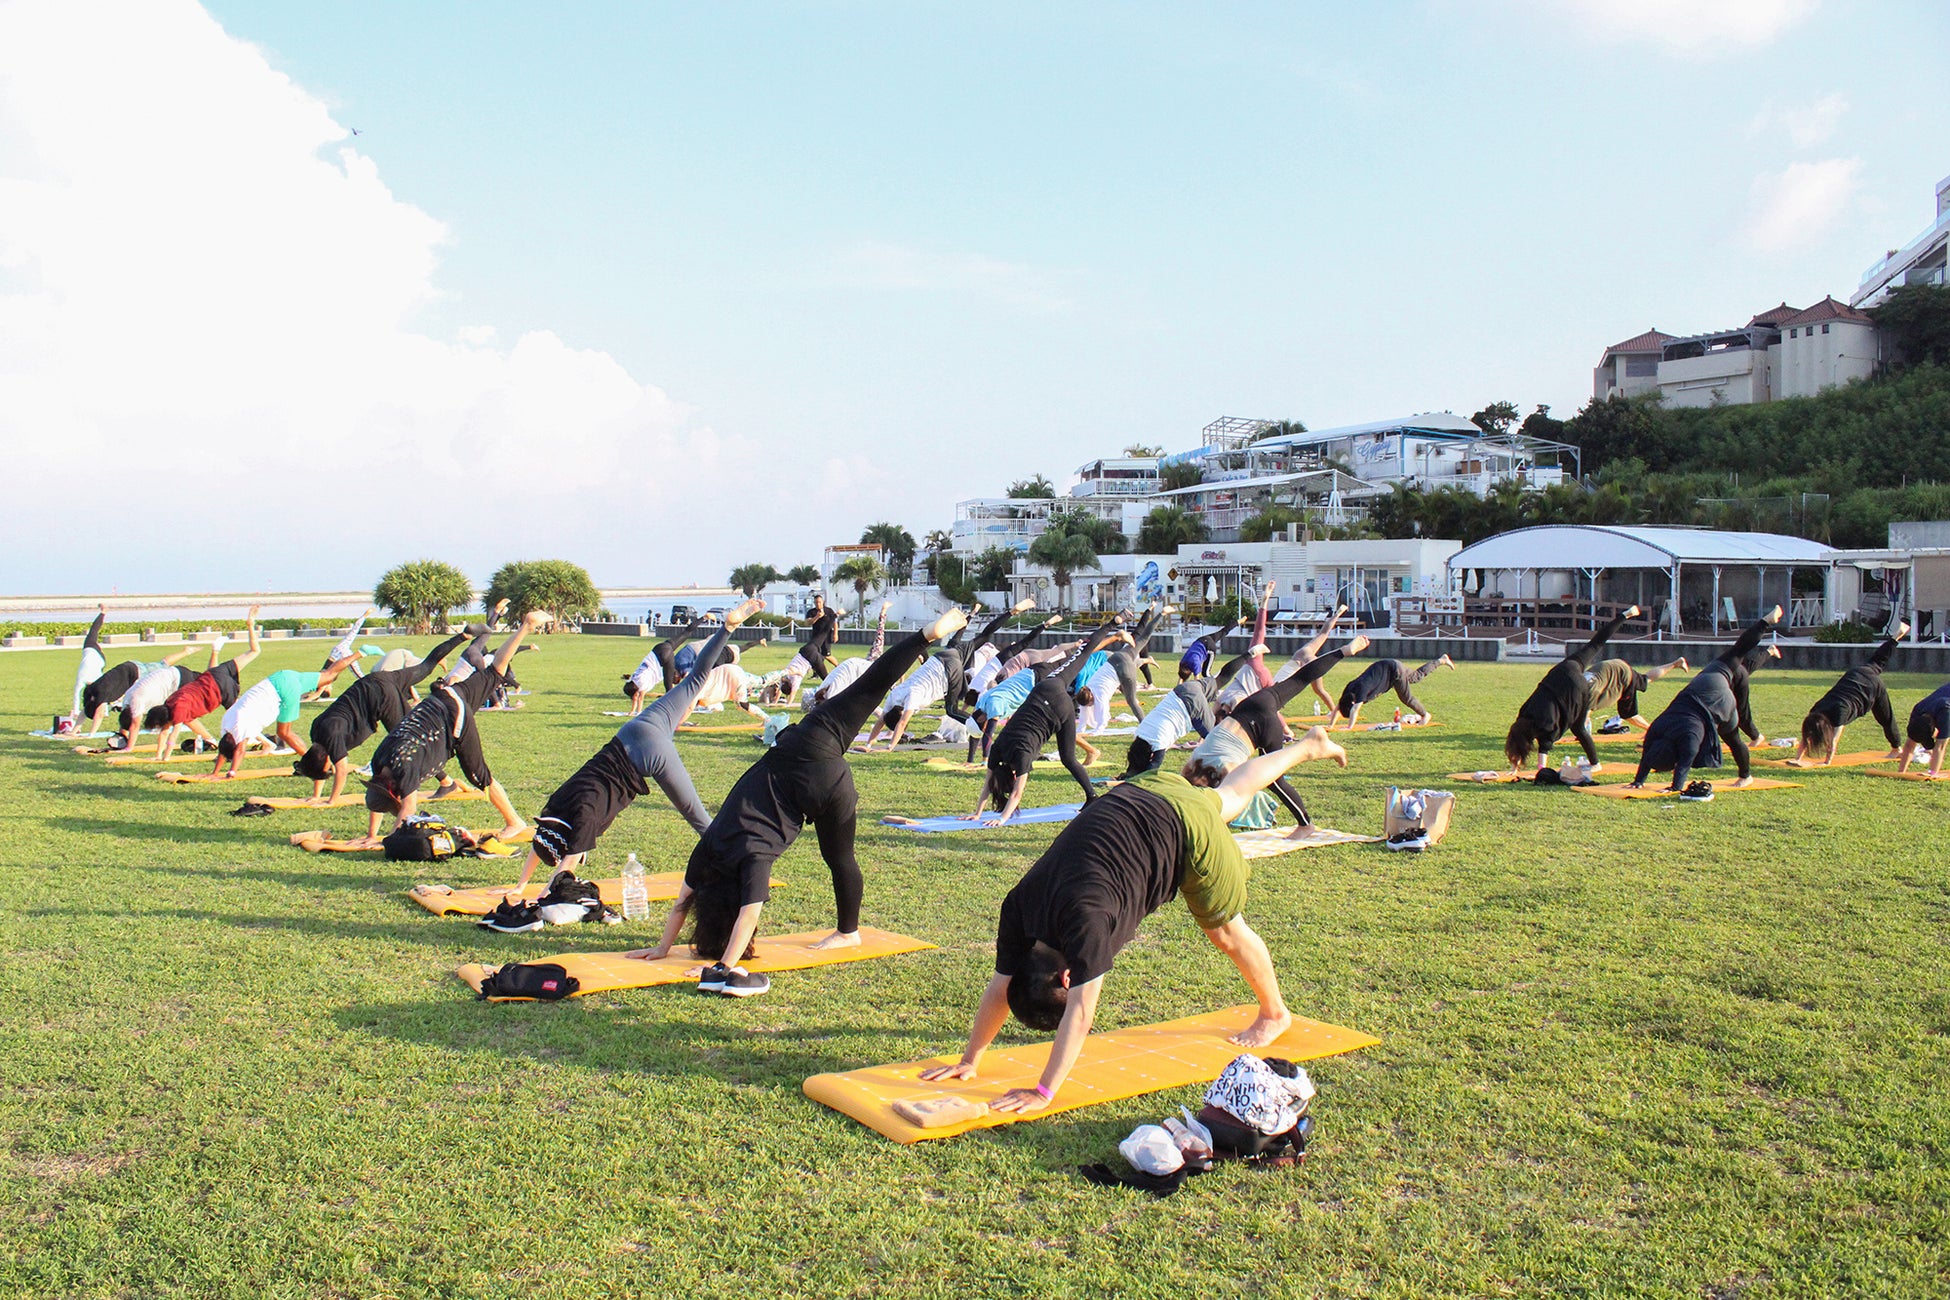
222, 677, 281, 743
1079, 663, 1120, 734
887, 657, 949, 714
628, 653, 664, 693
691, 662, 753, 710
1136, 690, 1193, 747
121, 666, 181, 717
814, 655, 871, 704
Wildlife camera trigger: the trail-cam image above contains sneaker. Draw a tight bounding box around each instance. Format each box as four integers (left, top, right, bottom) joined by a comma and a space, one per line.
1678, 781, 1715, 802
1383, 828, 1428, 852
717, 967, 771, 998
536, 902, 589, 927
477, 900, 543, 933
696, 963, 731, 994
431, 781, 462, 800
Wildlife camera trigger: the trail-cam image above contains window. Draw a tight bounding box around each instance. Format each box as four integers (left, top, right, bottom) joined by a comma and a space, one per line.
1788, 328, 1797, 338
1822, 323, 1830, 333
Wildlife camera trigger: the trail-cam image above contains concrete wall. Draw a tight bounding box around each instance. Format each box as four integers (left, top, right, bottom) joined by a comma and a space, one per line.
1570, 640, 1950, 675
1779, 320, 1877, 399
1658, 349, 1770, 408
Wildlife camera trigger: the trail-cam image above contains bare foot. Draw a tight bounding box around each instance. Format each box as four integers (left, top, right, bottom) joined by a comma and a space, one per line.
1894, 621, 1911, 639
1345, 634, 1370, 655
496, 821, 526, 841
1439, 655, 1454, 669
808, 930, 861, 951
1765, 604, 1783, 624
927, 607, 969, 643
1624, 604, 1641, 618
1733, 777, 1754, 788
1229, 1010, 1293, 1049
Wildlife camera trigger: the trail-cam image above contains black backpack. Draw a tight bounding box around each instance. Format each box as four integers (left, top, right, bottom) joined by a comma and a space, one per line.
478, 962, 580, 1001
383, 815, 460, 862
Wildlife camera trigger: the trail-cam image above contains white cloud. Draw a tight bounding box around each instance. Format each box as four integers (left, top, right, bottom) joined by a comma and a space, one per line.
1527, 0, 1819, 57
1750, 91, 1848, 147
0, 0, 747, 590
1747, 158, 1862, 252
819, 241, 1078, 313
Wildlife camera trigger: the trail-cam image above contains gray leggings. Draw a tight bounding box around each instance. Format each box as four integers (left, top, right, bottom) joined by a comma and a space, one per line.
614, 623, 734, 834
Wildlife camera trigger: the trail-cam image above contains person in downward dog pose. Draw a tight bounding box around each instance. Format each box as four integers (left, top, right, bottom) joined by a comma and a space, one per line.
293, 628, 473, 803
505, 599, 768, 893
1185, 639, 1363, 835
1896, 677, 1950, 778
79, 645, 203, 737
621, 619, 697, 715
1501, 607, 1647, 775
773, 597, 843, 706
1331, 655, 1453, 730
918, 736, 1352, 1113
1791, 624, 1909, 766
211, 653, 358, 779
1178, 616, 1247, 682
1119, 678, 1219, 778
626, 607, 971, 998
343, 611, 553, 846
964, 619, 1129, 826
67, 605, 108, 725
1628, 607, 1782, 793
145, 608, 264, 758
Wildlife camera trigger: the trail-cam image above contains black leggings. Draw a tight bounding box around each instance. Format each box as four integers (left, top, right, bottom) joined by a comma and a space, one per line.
770, 630, 933, 931
1566, 610, 1632, 673
1223, 647, 1350, 826
403, 631, 470, 689
83, 610, 105, 655
963, 606, 1014, 658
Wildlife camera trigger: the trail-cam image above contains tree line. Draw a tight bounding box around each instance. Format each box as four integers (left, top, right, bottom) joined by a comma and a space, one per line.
371, 558, 605, 633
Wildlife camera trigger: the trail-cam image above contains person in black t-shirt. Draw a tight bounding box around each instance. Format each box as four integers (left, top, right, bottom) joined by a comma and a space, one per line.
920, 738, 1347, 1114
341, 611, 551, 846
1792, 624, 1908, 766
625, 606, 971, 995
295, 629, 471, 803
964, 618, 1129, 825
1331, 654, 1453, 729
1630, 608, 1781, 791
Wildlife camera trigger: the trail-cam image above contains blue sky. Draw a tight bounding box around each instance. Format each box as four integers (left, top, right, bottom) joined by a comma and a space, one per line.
4, 1, 1947, 592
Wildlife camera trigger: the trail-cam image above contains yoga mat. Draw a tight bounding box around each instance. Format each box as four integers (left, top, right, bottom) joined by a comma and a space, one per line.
1234, 827, 1380, 857
1763, 751, 1897, 769
804, 1006, 1379, 1144
455, 926, 935, 999
410, 871, 782, 916
1862, 769, 1950, 782
246, 792, 370, 810
291, 828, 521, 856
155, 767, 293, 784
1575, 777, 1801, 799
677, 721, 764, 733
921, 755, 1113, 774
881, 804, 1083, 833
1447, 771, 1526, 784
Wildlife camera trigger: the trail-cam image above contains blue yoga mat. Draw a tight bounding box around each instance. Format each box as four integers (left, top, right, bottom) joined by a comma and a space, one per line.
881, 803, 1083, 834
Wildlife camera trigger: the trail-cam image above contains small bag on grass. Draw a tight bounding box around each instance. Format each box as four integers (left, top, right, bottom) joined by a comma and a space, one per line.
383, 814, 460, 863
1383, 786, 1455, 849
477, 962, 580, 1001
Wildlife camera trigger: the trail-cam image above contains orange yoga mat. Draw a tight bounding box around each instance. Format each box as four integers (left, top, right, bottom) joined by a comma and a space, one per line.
677, 720, 764, 733
1446, 771, 1526, 784
408, 870, 788, 916
454, 926, 935, 1000
1234, 827, 1379, 857
249, 788, 487, 809
1862, 769, 1950, 783
804, 1006, 1379, 1144
921, 754, 1114, 774
1575, 777, 1800, 799
1762, 751, 1897, 770
155, 767, 291, 784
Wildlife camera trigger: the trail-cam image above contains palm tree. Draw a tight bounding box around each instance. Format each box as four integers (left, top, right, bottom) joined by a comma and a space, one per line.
859, 523, 917, 584
922, 529, 953, 582
728, 563, 779, 597
784, 564, 820, 587
1027, 529, 1100, 611
830, 556, 887, 626
1136, 505, 1208, 554
1007, 474, 1055, 499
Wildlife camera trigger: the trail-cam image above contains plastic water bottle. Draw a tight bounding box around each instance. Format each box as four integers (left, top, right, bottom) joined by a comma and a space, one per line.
621, 852, 648, 921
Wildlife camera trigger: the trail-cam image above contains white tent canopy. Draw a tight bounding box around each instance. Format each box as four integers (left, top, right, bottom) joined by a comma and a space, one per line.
1447, 525, 1831, 571
1445, 526, 1833, 636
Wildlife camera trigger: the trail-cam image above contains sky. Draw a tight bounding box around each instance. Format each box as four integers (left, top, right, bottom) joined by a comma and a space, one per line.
2, 0, 1946, 594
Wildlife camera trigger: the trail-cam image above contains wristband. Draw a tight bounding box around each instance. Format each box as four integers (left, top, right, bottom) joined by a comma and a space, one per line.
1033, 1083, 1053, 1100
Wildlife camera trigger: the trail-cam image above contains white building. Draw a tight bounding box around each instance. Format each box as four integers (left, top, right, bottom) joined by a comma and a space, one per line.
1166, 536, 1460, 626
1852, 173, 1950, 310
1247, 412, 1574, 494
1775, 297, 1878, 398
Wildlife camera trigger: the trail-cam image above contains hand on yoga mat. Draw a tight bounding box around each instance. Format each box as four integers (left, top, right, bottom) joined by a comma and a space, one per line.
918, 1060, 979, 1085
990, 1087, 1053, 1115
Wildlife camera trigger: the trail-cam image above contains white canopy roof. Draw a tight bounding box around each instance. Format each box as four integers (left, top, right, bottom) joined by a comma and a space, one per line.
1251, 411, 1481, 452
1447, 525, 1832, 571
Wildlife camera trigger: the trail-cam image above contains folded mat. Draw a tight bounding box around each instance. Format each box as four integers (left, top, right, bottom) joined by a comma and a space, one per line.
1762, 750, 1897, 769
455, 926, 934, 999
804, 1006, 1379, 1144
1234, 827, 1380, 857
881, 804, 1083, 833
1286, 719, 1443, 734
1862, 769, 1950, 782
1447, 770, 1526, 784
1575, 777, 1800, 799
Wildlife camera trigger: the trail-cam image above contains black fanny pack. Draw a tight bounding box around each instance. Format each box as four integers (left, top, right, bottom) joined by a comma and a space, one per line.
477, 962, 580, 1001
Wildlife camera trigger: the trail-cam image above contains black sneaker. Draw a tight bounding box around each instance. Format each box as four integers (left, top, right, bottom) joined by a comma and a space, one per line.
717, 967, 771, 998
1678, 781, 1715, 802
477, 900, 543, 933
696, 963, 731, 994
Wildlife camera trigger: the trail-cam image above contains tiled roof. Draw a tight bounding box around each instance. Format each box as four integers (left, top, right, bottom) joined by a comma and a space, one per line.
1747, 302, 1800, 327
1601, 328, 1673, 356
1779, 295, 1874, 328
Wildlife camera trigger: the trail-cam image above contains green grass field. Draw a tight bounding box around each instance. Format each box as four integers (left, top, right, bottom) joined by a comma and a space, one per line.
3, 635, 1946, 1298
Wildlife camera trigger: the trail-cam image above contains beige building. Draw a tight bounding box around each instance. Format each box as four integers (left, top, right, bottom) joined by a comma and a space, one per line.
1775, 296, 1877, 398
1592, 328, 1674, 401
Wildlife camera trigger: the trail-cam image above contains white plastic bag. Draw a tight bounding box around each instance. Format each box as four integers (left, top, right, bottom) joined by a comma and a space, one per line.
1118, 1124, 1185, 1176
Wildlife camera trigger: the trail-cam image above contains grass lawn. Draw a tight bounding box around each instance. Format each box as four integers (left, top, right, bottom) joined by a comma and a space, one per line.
2, 634, 1946, 1298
